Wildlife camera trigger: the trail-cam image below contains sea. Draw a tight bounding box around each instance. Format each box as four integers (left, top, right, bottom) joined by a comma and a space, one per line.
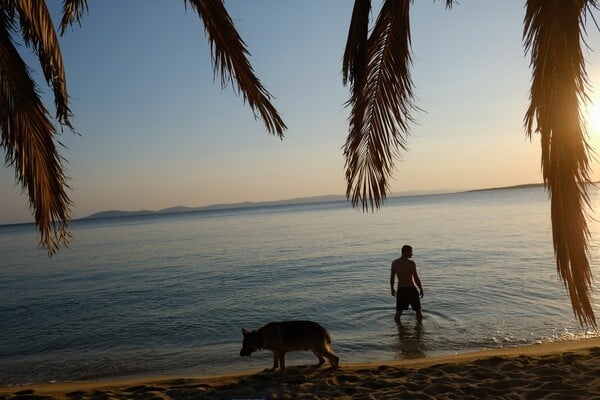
1, 185, 599, 386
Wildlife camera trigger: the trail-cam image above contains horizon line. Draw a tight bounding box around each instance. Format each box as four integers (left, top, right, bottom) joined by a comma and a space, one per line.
0, 182, 547, 228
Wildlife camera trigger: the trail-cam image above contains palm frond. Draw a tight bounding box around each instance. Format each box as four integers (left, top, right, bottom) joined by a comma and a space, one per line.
343, 0, 371, 90
523, 0, 596, 326
184, 0, 286, 137
343, 0, 415, 211
0, 11, 71, 255
59, 0, 88, 35
12, 0, 72, 128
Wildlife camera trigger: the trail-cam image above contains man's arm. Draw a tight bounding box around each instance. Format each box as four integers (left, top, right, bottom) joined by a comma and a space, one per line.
390, 263, 396, 297
412, 263, 424, 298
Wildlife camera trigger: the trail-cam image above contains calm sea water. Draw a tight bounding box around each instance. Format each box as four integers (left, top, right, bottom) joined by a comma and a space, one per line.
1, 186, 599, 386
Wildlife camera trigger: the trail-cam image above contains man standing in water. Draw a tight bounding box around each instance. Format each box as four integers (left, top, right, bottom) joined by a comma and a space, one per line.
390, 245, 424, 322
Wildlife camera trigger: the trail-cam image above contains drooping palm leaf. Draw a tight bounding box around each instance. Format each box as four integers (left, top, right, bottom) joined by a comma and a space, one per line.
524, 0, 596, 326
343, 0, 415, 211
184, 0, 286, 137
343, 0, 371, 92
59, 0, 87, 34
0, 8, 71, 255
12, 0, 71, 127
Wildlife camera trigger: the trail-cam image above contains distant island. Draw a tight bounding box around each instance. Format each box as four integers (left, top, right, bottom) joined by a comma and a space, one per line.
83, 183, 545, 221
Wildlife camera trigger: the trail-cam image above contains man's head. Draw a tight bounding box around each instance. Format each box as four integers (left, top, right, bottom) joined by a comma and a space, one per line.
402, 245, 413, 257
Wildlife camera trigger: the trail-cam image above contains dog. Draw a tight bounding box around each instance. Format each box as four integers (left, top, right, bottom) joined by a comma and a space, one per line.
240, 320, 339, 372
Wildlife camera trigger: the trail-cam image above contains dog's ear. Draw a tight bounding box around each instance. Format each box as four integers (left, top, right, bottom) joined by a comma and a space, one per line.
242, 328, 249, 336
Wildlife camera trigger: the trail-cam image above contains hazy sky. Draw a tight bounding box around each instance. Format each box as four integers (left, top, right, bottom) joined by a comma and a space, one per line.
3, 0, 600, 224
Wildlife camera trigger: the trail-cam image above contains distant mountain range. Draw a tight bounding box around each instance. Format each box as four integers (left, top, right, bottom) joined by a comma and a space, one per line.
83, 194, 346, 220
83, 183, 546, 221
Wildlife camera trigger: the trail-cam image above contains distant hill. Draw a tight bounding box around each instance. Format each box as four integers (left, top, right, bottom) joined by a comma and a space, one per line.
83, 194, 347, 221
84, 209, 156, 219
83, 183, 547, 221
466, 182, 544, 193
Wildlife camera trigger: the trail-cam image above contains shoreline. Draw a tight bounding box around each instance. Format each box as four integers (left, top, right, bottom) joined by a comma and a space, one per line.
3, 337, 600, 399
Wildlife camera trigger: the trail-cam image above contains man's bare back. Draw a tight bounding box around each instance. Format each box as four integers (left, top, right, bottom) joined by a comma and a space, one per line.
391, 257, 418, 288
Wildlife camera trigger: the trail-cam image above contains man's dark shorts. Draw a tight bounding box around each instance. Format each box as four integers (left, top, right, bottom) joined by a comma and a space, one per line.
396, 286, 421, 311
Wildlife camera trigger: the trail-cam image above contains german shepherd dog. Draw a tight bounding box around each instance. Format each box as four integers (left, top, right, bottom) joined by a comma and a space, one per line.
240, 320, 339, 373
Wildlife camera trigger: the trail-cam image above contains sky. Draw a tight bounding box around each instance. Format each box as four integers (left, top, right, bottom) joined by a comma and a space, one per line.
3, 0, 600, 224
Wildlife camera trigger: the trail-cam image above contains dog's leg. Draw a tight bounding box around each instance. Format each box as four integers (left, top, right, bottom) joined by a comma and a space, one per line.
315, 343, 339, 369
269, 352, 279, 371
278, 353, 286, 373
328, 353, 340, 369
312, 349, 325, 367
324, 350, 340, 369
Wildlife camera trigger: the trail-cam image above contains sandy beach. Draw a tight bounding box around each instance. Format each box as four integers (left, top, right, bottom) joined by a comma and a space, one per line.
2, 337, 599, 400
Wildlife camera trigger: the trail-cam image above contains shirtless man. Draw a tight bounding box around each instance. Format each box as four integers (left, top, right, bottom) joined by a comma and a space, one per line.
390, 245, 424, 322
